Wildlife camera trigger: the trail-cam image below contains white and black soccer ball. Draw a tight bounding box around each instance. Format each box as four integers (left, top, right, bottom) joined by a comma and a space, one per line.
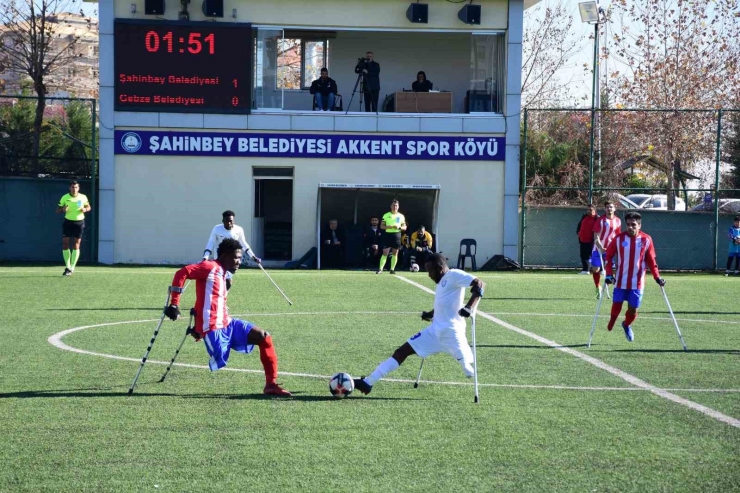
329, 372, 354, 398
410, 263, 420, 272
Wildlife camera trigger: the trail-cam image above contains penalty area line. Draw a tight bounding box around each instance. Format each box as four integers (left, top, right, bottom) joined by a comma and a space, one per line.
394, 275, 740, 429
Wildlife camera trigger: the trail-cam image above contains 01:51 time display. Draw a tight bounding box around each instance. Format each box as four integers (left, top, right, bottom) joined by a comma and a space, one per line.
145, 31, 215, 55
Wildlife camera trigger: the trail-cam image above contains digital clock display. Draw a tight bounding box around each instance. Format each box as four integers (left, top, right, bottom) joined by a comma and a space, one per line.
114, 20, 252, 114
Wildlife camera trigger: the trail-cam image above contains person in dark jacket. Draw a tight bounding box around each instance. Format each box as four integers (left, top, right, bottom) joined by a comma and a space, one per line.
576, 203, 598, 274
355, 51, 380, 112
310, 68, 338, 111
412, 71, 433, 92
363, 215, 383, 269
321, 219, 346, 268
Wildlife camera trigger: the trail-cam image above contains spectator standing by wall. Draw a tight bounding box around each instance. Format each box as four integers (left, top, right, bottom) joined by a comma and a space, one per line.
576, 204, 598, 274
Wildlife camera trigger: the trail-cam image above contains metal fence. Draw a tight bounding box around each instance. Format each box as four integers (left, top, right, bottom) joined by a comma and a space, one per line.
0, 95, 98, 261
521, 108, 740, 270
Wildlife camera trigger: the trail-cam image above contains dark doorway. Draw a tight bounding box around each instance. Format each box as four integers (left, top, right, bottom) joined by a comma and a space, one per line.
254, 172, 293, 261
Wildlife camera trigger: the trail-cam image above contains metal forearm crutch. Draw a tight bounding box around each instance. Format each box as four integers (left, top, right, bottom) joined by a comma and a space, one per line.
128, 286, 183, 395
471, 309, 479, 404
159, 308, 197, 383
413, 359, 425, 388
257, 263, 293, 305
660, 285, 688, 351
597, 251, 611, 299
588, 283, 607, 348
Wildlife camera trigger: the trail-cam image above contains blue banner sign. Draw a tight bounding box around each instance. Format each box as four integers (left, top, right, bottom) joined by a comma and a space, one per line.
115, 130, 505, 161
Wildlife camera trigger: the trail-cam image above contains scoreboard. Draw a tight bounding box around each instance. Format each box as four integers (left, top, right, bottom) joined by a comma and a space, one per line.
114, 20, 252, 114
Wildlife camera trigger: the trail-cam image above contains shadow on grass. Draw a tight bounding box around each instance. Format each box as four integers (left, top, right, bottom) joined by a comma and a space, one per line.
482, 297, 577, 301
609, 348, 740, 354
45, 307, 163, 311
0, 388, 425, 402
476, 344, 589, 349
641, 310, 740, 316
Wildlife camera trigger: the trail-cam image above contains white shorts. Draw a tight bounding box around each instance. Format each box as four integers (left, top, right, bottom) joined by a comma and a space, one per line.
407, 324, 475, 377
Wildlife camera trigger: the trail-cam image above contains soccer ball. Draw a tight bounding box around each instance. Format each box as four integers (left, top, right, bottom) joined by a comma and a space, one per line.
410, 263, 420, 272
329, 372, 354, 398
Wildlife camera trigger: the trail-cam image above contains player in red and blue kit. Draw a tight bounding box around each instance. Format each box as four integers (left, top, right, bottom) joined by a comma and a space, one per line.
590, 200, 621, 298
604, 212, 666, 342
164, 238, 291, 396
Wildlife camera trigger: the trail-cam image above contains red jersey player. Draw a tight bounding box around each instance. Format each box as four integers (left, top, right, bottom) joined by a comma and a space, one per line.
590, 200, 621, 298
604, 212, 666, 342
164, 238, 291, 396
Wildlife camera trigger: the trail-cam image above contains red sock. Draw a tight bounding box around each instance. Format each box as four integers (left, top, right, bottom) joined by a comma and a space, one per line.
258, 334, 278, 385
608, 302, 623, 331
592, 272, 601, 287
624, 310, 637, 327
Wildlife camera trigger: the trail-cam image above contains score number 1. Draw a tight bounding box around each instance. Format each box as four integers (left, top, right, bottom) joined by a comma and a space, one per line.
145, 31, 215, 54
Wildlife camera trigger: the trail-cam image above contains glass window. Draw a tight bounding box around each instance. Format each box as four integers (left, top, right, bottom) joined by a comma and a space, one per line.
253, 29, 283, 109
468, 33, 505, 113
277, 38, 327, 90
303, 40, 326, 89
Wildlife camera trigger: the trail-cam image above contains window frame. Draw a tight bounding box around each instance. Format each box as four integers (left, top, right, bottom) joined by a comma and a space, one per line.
276, 37, 328, 91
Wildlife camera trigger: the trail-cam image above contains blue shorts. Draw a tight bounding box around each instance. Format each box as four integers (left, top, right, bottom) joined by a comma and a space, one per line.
590, 250, 603, 268
203, 319, 255, 371
612, 288, 644, 308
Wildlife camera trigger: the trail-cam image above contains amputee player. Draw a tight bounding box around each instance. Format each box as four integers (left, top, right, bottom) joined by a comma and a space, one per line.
354, 253, 485, 395
604, 212, 666, 342
203, 210, 259, 264
377, 199, 407, 274
165, 238, 291, 396
590, 200, 621, 298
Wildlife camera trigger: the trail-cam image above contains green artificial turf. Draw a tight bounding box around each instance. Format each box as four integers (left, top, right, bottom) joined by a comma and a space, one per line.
0, 266, 738, 492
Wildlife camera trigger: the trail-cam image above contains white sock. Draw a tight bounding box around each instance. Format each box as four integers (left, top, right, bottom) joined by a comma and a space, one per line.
365, 357, 400, 386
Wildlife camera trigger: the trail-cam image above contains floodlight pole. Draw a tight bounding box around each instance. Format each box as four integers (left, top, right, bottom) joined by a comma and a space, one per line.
587, 20, 599, 204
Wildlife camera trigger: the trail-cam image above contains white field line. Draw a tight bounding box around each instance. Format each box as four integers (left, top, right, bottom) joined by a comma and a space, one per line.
491, 312, 740, 326
47, 315, 740, 394
395, 275, 740, 429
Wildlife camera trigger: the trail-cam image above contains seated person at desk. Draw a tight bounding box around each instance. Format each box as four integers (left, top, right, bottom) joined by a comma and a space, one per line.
412, 71, 433, 92
310, 68, 338, 111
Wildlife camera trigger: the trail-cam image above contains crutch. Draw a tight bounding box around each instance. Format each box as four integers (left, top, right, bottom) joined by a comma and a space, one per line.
660, 285, 688, 351
588, 282, 607, 348
471, 309, 479, 404
257, 263, 293, 305
159, 308, 197, 383
128, 286, 183, 395
413, 359, 425, 388
597, 251, 611, 299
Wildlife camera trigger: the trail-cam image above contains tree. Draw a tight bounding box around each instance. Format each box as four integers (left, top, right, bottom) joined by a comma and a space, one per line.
723, 110, 740, 191
606, 0, 740, 208
521, 0, 585, 108
0, 0, 92, 171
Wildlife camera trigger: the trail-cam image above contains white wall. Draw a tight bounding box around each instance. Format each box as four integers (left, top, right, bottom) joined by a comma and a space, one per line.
114, 153, 505, 265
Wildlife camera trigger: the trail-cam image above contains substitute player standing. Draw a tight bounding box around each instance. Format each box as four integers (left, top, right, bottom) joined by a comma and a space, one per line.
604, 212, 666, 342
354, 253, 484, 395
725, 216, 740, 276
165, 238, 291, 396
590, 200, 621, 298
55, 181, 91, 276
377, 199, 407, 274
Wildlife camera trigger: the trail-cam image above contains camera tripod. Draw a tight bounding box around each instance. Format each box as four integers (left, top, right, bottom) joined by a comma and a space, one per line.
346, 70, 379, 115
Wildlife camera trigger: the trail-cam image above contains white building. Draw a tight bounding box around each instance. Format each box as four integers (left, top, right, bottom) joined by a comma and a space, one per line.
94, 0, 538, 266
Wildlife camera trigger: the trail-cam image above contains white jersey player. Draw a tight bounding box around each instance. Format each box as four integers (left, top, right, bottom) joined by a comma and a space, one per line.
203, 210, 259, 264
353, 253, 485, 395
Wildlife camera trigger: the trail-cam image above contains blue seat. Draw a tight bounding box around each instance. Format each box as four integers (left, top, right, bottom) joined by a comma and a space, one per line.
457, 239, 477, 271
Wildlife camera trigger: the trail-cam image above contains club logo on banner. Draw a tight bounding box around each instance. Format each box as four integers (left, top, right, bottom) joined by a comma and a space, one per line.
114, 130, 505, 161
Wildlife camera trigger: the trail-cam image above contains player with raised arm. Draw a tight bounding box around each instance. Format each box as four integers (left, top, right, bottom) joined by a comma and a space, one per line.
604, 212, 665, 342
590, 200, 621, 298
164, 238, 291, 396
377, 199, 407, 274
354, 253, 485, 395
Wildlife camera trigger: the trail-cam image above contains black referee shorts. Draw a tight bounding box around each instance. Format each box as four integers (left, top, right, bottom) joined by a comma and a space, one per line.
382, 232, 402, 249
62, 219, 85, 239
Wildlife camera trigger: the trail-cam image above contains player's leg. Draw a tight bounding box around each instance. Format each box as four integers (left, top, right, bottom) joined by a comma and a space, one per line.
69, 237, 82, 272
242, 322, 291, 396
579, 242, 591, 273
727, 256, 733, 275
589, 250, 602, 296
607, 288, 627, 331
62, 234, 71, 275
378, 245, 390, 274
355, 327, 437, 395
620, 290, 642, 342
441, 328, 475, 378
735, 254, 740, 273
389, 247, 399, 273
